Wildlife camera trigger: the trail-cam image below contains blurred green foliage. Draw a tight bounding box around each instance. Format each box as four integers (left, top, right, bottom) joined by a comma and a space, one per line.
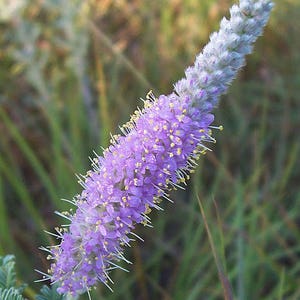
0, 254, 68, 300
0, 0, 299, 299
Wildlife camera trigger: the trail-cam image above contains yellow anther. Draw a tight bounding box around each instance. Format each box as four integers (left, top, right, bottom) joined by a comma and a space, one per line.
144, 204, 152, 214
177, 115, 184, 122
146, 90, 154, 99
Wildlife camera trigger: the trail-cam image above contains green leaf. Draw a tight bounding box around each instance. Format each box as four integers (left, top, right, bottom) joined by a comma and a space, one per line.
35, 285, 66, 300
0, 255, 17, 289
0, 287, 25, 300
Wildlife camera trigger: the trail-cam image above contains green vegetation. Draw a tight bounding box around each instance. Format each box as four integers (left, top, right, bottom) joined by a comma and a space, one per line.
0, 0, 299, 299
0, 254, 64, 300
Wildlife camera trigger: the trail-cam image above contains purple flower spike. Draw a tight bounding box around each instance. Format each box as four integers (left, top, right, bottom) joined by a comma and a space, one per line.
49, 92, 215, 295
42, 0, 273, 296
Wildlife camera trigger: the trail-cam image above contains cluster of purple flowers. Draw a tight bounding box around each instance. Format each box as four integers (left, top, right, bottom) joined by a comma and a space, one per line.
49, 91, 215, 294
43, 0, 273, 296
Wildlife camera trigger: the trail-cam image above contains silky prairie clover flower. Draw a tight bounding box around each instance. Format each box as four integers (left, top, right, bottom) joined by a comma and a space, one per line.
41, 0, 273, 296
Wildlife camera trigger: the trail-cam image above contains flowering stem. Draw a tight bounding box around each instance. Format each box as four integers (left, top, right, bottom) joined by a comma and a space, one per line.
43, 0, 273, 296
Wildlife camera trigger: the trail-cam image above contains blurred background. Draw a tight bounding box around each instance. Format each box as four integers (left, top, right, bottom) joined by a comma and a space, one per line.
0, 0, 299, 299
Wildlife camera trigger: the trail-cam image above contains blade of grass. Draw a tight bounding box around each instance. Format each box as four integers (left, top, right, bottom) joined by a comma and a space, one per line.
132, 245, 149, 300
197, 195, 234, 300
277, 268, 285, 300
235, 183, 245, 300
278, 142, 299, 192
0, 107, 60, 208
0, 172, 14, 254
89, 21, 152, 90
93, 41, 111, 147
0, 156, 49, 243
68, 85, 87, 172
213, 199, 227, 273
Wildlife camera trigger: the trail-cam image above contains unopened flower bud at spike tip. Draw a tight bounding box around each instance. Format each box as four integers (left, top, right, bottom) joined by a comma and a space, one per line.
42, 0, 273, 296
